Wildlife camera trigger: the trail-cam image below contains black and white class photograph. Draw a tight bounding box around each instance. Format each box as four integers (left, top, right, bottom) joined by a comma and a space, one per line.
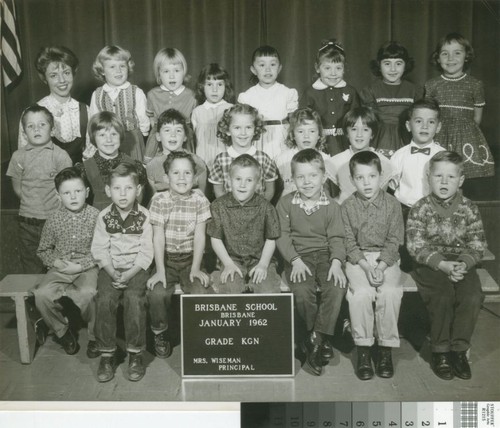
0, 0, 499, 414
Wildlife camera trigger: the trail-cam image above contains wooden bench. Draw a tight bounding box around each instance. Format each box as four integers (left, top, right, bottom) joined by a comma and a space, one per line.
0, 274, 44, 364
280, 249, 499, 299
1, 249, 497, 364
0, 274, 186, 364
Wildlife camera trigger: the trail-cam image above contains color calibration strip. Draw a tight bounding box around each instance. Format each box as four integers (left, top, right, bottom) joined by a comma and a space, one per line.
241, 402, 499, 428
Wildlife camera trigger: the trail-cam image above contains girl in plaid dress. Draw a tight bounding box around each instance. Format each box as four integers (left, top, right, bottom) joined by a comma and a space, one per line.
425, 33, 494, 179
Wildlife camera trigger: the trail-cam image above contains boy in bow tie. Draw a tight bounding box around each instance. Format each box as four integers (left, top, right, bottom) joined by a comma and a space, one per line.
389, 98, 445, 212
389, 99, 445, 270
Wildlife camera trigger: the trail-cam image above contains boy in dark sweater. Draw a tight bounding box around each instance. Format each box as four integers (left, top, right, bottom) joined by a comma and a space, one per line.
407, 151, 486, 381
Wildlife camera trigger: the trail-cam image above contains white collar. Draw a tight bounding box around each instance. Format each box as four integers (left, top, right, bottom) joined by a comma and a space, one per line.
103, 82, 131, 92
45, 94, 78, 108
348, 147, 376, 155
228, 145, 257, 158
202, 100, 226, 109
312, 78, 347, 90
160, 85, 185, 95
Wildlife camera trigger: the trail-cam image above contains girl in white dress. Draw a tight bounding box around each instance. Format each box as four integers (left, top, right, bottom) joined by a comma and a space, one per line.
192, 63, 234, 168
238, 45, 298, 160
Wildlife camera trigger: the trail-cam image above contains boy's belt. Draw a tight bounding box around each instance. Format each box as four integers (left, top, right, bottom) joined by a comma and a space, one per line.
18, 216, 46, 225
263, 119, 289, 125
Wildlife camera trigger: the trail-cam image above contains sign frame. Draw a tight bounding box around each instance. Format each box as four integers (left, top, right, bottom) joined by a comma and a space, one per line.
181, 293, 295, 378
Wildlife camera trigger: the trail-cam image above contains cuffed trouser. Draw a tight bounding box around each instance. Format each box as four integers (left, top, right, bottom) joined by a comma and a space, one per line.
148, 253, 214, 334
412, 264, 484, 352
345, 252, 403, 347
211, 261, 281, 295
33, 267, 98, 339
95, 268, 148, 354
284, 250, 346, 336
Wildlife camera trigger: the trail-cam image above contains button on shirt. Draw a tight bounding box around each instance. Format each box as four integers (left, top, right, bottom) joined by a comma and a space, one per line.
389, 141, 445, 207
207, 192, 280, 267
6, 142, 72, 219
149, 189, 211, 254
91, 202, 153, 271
341, 190, 404, 266
37, 204, 100, 271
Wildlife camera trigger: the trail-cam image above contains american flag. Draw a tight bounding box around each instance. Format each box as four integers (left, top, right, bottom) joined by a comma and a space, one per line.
1, 0, 22, 88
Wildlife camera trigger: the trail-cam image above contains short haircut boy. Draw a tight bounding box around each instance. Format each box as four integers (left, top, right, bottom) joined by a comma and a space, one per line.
229, 153, 261, 176
407, 98, 440, 121
349, 150, 382, 176
21, 105, 55, 130
54, 166, 87, 191
35, 165, 100, 356
148, 151, 213, 357
207, 154, 282, 294
291, 148, 325, 176
106, 161, 140, 186
406, 150, 486, 380
276, 149, 346, 376
7, 104, 72, 273
389, 99, 445, 209
429, 150, 464, 174
91, 161, 153, 382
163, 150, 197, 174
341, 151, 404, 380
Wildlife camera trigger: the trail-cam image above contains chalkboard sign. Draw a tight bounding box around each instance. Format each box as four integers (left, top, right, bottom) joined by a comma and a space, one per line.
181, 294, 294, 377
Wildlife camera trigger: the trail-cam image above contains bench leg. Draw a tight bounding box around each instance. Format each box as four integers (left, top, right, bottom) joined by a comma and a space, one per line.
12, 295, 37, 364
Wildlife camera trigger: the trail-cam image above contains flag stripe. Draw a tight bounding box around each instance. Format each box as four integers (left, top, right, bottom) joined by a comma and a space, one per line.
1, 0, 23, 87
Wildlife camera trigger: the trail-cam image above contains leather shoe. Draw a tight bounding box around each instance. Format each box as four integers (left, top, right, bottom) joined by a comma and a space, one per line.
128, 352, 145, 381
431, 352, 454, 380
376, 346, 394, 378
356, 346, 374, 380
59, 328, 79, 355
154, 331, 172, 359
451, 351, 471, 380
301, 336, 323, 376
97, 354, 116, 382
86, 340, 100, 359
321, 339, 334, 363
34, 318, 48, 345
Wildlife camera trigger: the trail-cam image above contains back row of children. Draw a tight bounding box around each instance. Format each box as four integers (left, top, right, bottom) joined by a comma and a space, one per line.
17, 32, 494, 184
8, 94, 487, 384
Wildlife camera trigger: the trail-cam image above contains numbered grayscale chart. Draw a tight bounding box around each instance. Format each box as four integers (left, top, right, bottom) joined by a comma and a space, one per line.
241, 402, 499, 428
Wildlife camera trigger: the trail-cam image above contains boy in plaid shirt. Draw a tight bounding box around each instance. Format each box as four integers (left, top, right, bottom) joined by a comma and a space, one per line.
147, 151, 213, 358
35, 167, 100, 357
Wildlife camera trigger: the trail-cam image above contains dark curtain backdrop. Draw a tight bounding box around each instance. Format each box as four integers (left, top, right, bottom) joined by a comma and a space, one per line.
2, 0, 499, 164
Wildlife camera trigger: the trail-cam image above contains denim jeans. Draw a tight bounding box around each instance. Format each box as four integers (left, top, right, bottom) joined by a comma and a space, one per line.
413, 264, 484, 352
34, 267, 98, 340
95, 268, 148, 353
148, 253, 213, 334
284, 250, 346, 336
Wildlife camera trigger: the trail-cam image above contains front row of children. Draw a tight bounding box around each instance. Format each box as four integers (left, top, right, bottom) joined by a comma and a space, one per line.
8, 100, 486, 384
